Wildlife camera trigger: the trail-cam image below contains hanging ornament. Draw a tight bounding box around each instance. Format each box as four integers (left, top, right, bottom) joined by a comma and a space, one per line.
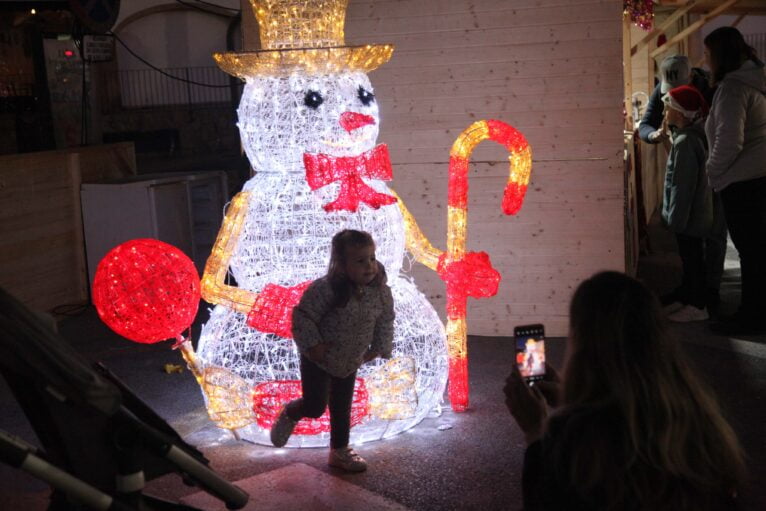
624, 0, 654, 31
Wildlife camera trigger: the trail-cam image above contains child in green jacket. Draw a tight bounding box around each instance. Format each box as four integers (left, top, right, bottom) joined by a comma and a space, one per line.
661, 85, 714, 322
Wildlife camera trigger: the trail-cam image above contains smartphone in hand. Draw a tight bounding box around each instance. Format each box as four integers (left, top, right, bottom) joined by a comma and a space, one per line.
514, 323, 546, 384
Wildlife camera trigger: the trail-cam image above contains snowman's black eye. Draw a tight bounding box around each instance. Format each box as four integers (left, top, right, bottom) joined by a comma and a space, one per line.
358, 86, 375, 106
304, 90, 324, 109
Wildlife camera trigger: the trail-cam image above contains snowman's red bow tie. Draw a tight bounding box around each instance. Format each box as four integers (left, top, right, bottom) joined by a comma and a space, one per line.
303, 144, 398, 212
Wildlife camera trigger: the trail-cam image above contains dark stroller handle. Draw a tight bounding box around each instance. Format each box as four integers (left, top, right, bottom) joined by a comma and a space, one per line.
0, 429, 134, 511
165, 445, 249, 510
121, 410, 249, 510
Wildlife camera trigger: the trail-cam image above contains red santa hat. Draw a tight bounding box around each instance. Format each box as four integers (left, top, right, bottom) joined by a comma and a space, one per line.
662, 85, 709, 121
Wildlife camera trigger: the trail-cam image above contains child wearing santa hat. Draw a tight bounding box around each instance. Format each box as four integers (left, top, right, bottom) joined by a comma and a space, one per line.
661, 85, 716, 322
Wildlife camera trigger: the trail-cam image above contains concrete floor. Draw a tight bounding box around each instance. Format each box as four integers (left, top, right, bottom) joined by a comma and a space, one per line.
1, 215, 765, 510
1, 298, 764, 510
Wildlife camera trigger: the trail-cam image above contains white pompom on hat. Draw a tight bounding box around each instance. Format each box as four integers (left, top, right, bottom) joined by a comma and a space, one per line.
662, 85, 709, 121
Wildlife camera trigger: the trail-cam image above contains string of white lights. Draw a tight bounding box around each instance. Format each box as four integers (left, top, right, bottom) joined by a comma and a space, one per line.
195, 70, 449, 446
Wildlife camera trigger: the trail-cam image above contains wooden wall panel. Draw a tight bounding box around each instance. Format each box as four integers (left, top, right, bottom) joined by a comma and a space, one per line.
346, 0, 625, 336
0, 143, 136, 313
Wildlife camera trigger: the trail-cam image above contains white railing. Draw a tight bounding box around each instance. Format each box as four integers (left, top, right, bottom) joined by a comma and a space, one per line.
103, 66, 240, 110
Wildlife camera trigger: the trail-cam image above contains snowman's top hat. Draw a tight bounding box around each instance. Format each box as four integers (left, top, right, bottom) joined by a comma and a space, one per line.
214, 0, 393, 79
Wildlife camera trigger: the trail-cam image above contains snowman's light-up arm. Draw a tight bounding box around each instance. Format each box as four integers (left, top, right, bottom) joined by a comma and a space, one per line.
200, 192, 257, 313
389, 188, 443, 272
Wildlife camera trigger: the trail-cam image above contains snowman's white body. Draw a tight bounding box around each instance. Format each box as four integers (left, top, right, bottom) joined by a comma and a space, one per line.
197, 71, 448, 446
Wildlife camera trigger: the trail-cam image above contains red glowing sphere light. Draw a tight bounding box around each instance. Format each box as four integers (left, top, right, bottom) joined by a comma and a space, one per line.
92, 239, 200, 344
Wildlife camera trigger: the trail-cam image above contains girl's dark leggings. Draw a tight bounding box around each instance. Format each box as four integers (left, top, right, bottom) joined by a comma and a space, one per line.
285, 355, 357, 449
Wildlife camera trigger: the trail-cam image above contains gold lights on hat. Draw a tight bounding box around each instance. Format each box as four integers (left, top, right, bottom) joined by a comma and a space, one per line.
214, 0, 394, 78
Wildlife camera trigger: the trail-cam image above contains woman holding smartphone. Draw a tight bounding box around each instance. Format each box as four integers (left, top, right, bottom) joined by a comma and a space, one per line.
504, 272, 745, 511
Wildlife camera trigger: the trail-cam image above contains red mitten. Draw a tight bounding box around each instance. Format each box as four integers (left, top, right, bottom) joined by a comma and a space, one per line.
246, 281, 312, 338
437, 252, 501, 319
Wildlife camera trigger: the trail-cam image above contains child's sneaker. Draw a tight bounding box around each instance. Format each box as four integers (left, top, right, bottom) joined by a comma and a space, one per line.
328, 447, 367, 472
662, 301, 684, 315
668, 305, 709, 322
270, 406, 297, 447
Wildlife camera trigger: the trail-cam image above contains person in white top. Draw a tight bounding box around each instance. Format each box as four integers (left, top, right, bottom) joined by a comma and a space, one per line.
703, 27, 766, 335
270, 230, 394, 472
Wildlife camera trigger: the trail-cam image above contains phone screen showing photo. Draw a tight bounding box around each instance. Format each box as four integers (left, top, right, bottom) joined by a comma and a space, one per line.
514, 324, 546, 383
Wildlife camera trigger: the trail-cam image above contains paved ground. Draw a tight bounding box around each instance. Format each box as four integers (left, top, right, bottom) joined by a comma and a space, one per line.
1, 217, 764, 510
1, 301, 764, 510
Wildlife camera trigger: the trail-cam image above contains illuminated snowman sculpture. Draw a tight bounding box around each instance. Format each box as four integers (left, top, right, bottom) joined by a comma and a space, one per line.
190, 0, 531, 447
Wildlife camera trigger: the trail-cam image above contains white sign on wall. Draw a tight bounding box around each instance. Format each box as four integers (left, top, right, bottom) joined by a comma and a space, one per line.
83, 35, 114, 62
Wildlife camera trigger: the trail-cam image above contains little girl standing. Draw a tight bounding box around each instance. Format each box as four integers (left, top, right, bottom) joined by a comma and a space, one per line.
270, 229, 395, 472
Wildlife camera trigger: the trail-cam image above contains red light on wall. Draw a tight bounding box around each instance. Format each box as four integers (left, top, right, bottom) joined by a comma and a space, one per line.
64, 49, 74, 58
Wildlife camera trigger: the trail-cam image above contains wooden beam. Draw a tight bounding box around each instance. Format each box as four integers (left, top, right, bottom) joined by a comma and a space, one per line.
730, 12, 748, 28
623, 16, 634, 131
650, 0, 741, 58
631, 0, 700, 56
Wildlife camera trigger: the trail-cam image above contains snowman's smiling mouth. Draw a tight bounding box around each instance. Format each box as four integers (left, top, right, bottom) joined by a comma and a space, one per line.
320, 130, 375, 151
322, 137, 374, 151
318, 111, 377, 152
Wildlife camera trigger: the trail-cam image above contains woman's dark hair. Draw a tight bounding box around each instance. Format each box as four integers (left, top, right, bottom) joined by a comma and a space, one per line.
327, 229, 385, 307
704, 26, 758, 85
553, 271, 745, 509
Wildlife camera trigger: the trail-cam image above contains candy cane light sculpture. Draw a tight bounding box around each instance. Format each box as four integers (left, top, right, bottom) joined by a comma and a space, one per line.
439, 120, 532, 411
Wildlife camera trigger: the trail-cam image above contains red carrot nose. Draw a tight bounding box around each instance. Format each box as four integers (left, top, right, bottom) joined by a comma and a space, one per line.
340, 111, 375, 132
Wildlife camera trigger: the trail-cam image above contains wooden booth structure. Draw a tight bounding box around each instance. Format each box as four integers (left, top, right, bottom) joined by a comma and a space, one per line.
623, 0, 766, 273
